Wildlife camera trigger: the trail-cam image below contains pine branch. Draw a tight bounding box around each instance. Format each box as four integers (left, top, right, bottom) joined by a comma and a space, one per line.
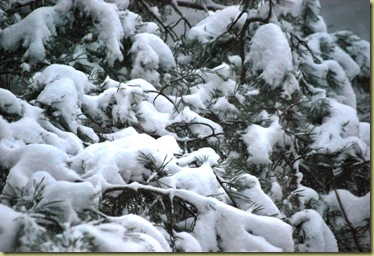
213, 171, 239, 208
331, 179, 363, 252
239, 0, 273, 84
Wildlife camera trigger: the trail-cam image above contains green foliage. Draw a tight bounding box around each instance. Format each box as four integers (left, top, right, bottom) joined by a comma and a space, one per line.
0, 0, 370, 252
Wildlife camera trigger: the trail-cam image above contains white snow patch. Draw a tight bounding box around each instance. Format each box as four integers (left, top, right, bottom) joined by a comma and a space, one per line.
233, 174, 281, 217
0, 204, 22, 251
322, 189, 370, 228
243, 116, 284, 164
291, 209, 338, 252
247, 23, 299, 96
188, 6, 246, 44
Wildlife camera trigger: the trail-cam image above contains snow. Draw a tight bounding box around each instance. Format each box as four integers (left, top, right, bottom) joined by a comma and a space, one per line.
273, 0, 303, 17
132, 33, 176, 70
102, 127, 139, 141
268, 181, 283, 203
71, 132, 182, 186
82, 88, 117, 126
120, 10, 159, 39
74, 0, 124, 66
0, 143, 81, 201
187, 6, 246, 44
311, 98, 369, 159
112, 0, 130, 10
358, 122, 370, 146
232, 174, 281, 217
137, 101, 171, 135
172, 106, 224, 140
107, 214, 171, 251
123, 78, 175, 113
0, 204, 22, 252
180, 63, 238, 118
291, 209, 338, 252
0, 6, 60, 64
0, 0, 370, 252
0, 88, 23, 115
176, 147, 219, 167
34, 64, 93, 101
246, 23, 299, 96
173, 231, 202, 252
112, 85, 144, 124
176, 189, 295, 252
322, 189, 370, 227
36, 78, 81, 132
159, 161, 220, 197
242, 116, 284, 164
0, 107, 83, 155
305, 32, 359, 108
130, 33, 176, 83
24, 171, 100, 225
288, 173, 319, 208
299, 56, 357, 109
332, 31, 370, 78
74, 222, 168, 252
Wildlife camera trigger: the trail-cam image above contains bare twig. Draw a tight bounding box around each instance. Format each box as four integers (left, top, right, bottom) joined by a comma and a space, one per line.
170, 1, 192, 28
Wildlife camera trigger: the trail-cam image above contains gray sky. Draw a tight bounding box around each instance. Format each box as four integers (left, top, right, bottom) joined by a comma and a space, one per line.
319, 0, 370, 41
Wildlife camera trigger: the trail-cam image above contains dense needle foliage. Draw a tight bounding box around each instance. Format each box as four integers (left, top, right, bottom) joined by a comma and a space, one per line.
0, 0, 370, 252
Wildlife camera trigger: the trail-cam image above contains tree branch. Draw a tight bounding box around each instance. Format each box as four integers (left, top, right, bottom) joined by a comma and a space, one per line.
331, 179, 363, 252
175, 0, 225, 12
213, 171, 239, 208
137, 0, 179, 42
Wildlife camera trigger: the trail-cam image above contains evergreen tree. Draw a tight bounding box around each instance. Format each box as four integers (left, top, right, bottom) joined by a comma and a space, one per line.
0, 0, 370, 252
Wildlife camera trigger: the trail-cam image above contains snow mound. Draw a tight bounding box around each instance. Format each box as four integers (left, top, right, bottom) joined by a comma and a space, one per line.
74, 221, 169, 252
291, 209, 338, 252
0, 6, 62, 64
75, 0, 124, 66
0, 143, 81, 201
23, 171, 99, 225
0, 204, 22, 251
71, 132, 181, 188
174, 189, 294, 252
130, 33, 176, 83
247, 23, 299, 96
188, 6, 246, 44
311, 98, 369, 158
243, 117, 284, 164
322, 189, 370, 228
232, 174, 281, 217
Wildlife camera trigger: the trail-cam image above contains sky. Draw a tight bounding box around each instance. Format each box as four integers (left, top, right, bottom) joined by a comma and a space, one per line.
319, 0, 370, 41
